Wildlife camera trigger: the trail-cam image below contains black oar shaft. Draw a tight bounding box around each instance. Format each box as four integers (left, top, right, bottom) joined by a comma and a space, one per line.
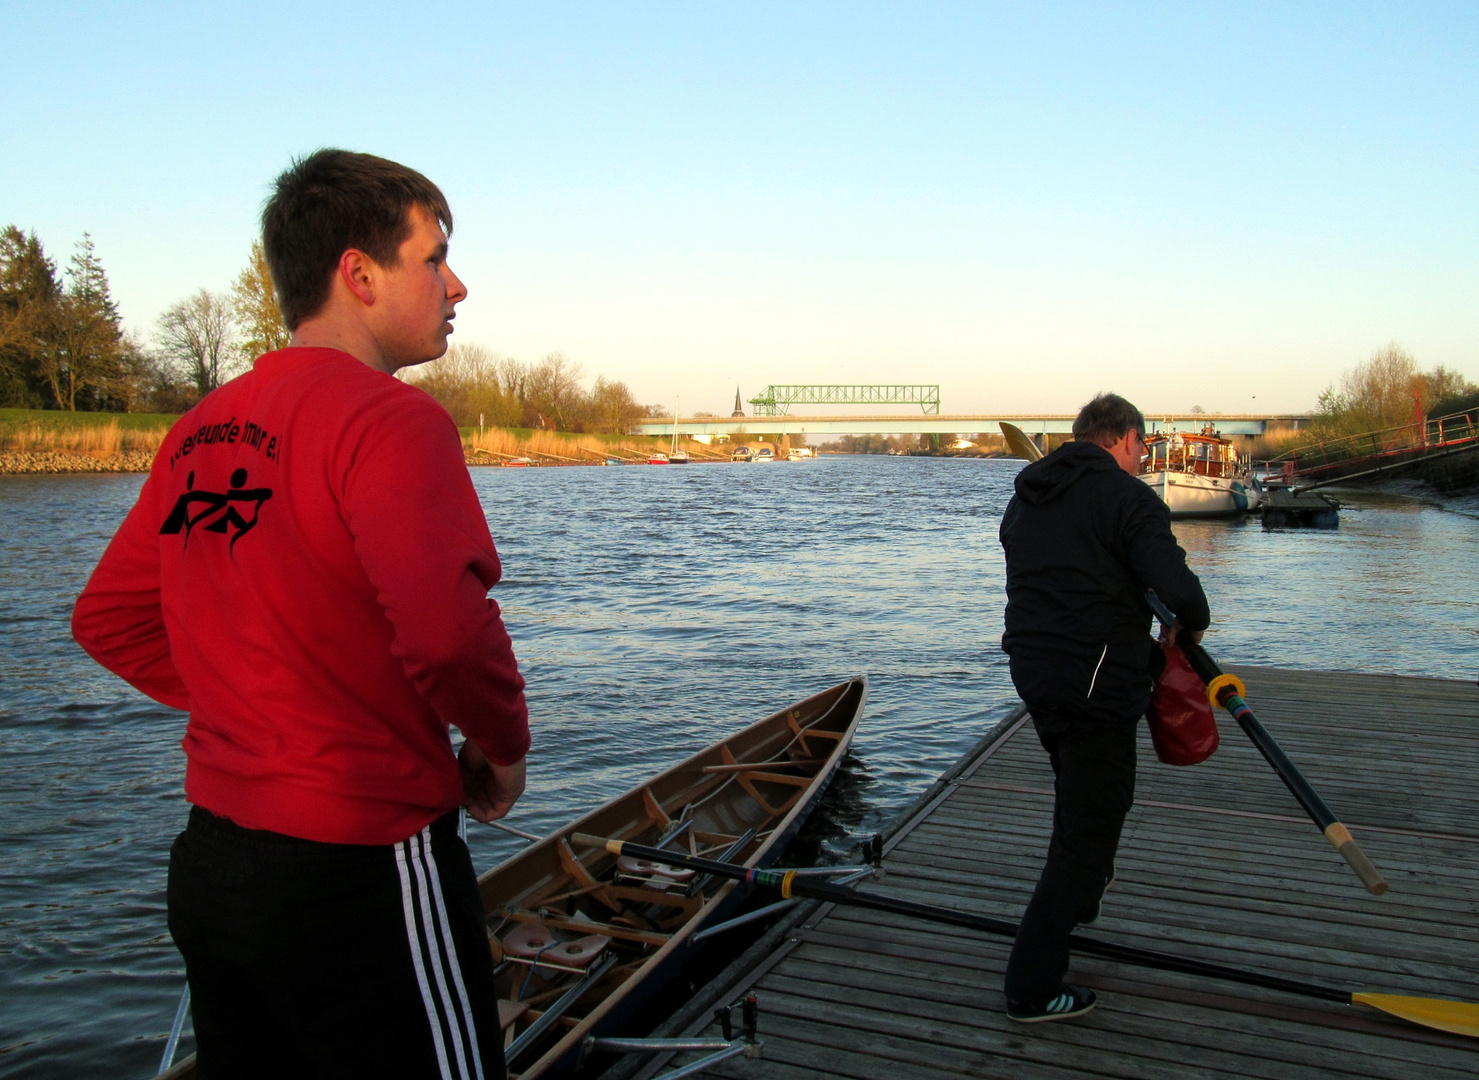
573, 834, 1350, 1004
1145, 593, 1387, 896
1179, 639, 1339, 829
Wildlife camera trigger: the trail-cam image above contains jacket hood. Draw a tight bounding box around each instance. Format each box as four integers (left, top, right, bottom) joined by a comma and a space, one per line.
1014, 440, 1120, 505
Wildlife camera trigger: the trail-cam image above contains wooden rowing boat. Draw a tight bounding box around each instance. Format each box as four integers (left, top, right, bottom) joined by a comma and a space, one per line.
488, 676, 867, 1078
153, 676, 866, 1079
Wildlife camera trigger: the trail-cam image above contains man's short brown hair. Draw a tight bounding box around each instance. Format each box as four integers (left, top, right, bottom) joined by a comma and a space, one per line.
1072, 392, 1146, 447
262, 149, 453, 331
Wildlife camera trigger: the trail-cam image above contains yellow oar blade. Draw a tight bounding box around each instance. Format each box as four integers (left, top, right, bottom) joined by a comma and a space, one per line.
1353, 993, 1479, 1038
1000, 422, 1043, 462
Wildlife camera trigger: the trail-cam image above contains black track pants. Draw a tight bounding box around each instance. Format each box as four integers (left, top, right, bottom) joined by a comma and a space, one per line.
1003, 712, 1138, 1007
168, 806, 505, 1080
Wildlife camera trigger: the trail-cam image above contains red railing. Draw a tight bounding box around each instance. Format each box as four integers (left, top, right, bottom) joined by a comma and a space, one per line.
1264, 409, 1478, 485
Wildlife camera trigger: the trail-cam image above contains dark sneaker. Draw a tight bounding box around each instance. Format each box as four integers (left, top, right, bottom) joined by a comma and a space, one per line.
1007, 985, 1097, 1023
1076, 864, 1118, 927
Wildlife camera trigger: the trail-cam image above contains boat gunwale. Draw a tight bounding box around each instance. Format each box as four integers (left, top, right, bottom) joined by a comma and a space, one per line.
493, 676, 868, 1079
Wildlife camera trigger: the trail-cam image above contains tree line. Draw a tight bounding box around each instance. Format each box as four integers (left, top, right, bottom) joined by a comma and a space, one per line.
1313, 343, 1476, 438
0, 225, 659, 432
1, 227, 290, 413
400, 344, 667, 434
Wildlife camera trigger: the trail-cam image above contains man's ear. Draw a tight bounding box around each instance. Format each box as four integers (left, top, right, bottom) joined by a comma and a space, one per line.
338, 249, 377, 306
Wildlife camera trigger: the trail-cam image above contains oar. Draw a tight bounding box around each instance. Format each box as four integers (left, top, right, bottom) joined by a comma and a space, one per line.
571, 834, 1476, 1038
1144, 591, 1388, 895
999, 421, 1044, 462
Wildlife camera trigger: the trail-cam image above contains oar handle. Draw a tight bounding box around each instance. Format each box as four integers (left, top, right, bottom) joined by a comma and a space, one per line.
1324, 822, 1389, 896
1146, 591, 1388, 896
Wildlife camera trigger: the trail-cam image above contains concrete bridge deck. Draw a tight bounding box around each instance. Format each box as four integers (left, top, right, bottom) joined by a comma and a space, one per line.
636, 414, 1310, 439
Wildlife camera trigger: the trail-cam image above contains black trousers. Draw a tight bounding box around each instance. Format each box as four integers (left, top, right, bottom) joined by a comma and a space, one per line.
168, 806, 505, 1080
1003, 711, 1138, 1006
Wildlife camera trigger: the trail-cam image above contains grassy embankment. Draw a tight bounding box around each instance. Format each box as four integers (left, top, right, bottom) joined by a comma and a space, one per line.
0, 408, 177, 472
0, 408, 729, 472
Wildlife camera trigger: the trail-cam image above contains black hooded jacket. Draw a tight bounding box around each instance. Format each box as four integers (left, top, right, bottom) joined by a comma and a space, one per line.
1000, 440, 1210, 724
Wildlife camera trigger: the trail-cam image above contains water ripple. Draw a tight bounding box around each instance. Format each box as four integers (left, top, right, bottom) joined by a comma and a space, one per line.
2, 460, 1476, 1077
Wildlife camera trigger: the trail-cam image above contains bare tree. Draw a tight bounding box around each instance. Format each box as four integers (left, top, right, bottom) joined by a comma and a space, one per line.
588, 375, 643, 434
525, 352, 585, 430
157, 290, 237, 397
403, 343, 522, 426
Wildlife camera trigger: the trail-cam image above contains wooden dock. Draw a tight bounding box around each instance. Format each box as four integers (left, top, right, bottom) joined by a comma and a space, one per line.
623, 667, 1479, 1079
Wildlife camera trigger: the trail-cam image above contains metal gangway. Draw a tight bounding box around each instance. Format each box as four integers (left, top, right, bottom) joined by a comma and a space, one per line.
1266, 407, 1479, 490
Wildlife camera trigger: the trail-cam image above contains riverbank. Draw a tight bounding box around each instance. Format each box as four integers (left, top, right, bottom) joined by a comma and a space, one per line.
0, 408, 725, 472
0, 450, 158, 473
0, 409, 174, 472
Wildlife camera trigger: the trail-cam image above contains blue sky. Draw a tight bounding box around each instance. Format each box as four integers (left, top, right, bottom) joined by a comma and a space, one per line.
4, 2, 1475, 414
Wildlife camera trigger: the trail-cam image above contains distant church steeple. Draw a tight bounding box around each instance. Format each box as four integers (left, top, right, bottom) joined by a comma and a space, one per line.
731, 387, 745, 417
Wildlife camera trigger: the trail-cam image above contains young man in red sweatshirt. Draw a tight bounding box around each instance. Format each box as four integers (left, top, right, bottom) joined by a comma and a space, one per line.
72, 149, 529, 1080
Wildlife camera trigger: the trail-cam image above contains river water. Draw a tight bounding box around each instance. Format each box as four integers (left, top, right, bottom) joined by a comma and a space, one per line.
1, 457, 1476, 1078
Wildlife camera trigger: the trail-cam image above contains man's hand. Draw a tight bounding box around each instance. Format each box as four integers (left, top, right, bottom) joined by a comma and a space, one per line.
1165, 621, 1205, 647
458, 740, 526, 823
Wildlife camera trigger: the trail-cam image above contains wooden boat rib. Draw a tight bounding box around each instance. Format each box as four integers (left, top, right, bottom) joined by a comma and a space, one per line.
153, 677, 866, 1080
486, 676, 867, 1078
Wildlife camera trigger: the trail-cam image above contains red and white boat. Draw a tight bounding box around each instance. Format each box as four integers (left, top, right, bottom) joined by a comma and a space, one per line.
1140, 425, 1263, 517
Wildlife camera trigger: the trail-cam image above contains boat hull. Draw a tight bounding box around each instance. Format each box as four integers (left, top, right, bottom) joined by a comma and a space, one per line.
1141, 471, 1262, 517
485, 677, 867, 1079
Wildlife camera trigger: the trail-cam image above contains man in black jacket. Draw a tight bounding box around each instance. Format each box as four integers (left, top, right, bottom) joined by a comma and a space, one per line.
999, 392, 1209, 1022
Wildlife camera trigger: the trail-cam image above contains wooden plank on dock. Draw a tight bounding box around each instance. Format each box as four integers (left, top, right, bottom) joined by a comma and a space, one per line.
641, 667, 1479, 1079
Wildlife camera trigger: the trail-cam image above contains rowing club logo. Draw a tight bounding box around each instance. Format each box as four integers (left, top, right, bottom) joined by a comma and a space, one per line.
160, 469, 273, 554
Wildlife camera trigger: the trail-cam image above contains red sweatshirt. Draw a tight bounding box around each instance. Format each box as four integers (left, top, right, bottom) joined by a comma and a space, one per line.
73, 347, 530, 845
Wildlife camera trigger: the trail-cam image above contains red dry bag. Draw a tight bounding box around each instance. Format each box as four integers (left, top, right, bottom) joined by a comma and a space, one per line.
1147, 639, 1219, 766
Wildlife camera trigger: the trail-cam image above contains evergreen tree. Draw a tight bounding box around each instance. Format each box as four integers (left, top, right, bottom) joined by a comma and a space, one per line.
0, 226, 61, 407
40, 234, 130, 410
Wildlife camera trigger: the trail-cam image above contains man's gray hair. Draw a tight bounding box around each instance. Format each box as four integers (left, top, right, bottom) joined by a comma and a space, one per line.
1072, 393, 1145, 447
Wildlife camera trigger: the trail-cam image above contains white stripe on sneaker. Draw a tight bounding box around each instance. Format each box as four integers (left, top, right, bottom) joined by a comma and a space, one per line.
396, 834, 454, 1080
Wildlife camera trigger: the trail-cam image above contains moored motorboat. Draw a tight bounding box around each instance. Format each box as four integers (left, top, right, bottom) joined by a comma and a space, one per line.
152, 678, 867, 1080
646, 452, 670, 465
730, 446, 753, 463
1140, 425, 1262, 517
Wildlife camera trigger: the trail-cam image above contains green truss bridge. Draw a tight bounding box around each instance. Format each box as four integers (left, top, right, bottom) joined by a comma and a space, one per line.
748, 384, 940, 417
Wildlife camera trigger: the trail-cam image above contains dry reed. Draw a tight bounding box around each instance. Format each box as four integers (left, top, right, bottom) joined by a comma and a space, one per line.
465, 428, 722, 462
0, 420, 169, 455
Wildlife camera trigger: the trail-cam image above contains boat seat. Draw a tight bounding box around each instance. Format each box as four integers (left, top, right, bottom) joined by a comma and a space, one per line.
616, 855, 696, 881
500, 922, 611, 968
